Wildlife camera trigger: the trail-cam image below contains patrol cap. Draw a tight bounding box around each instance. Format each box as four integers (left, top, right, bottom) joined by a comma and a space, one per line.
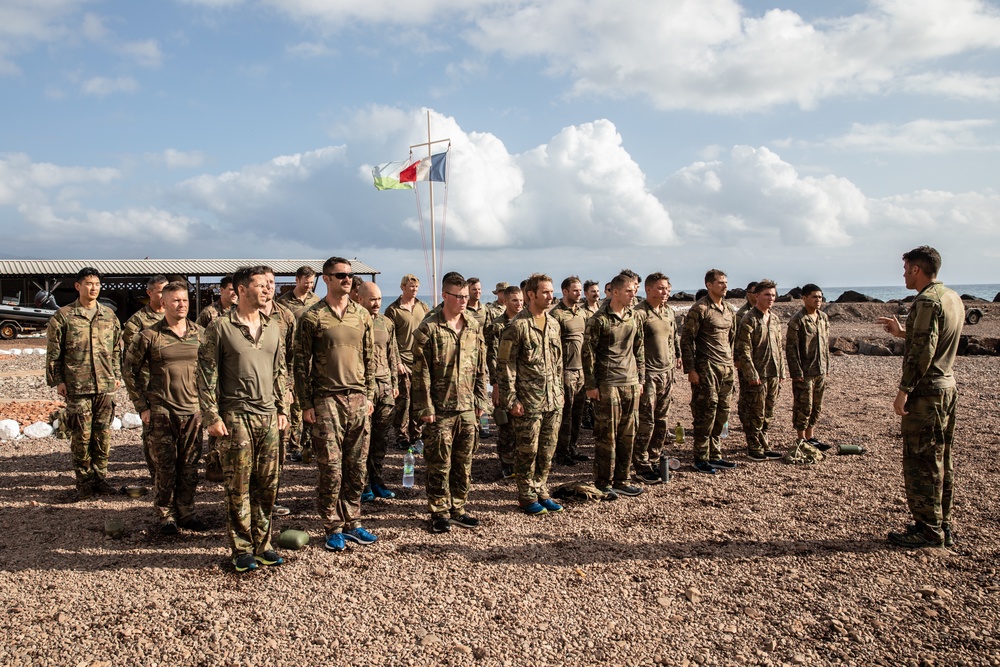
493, 281, 509, 294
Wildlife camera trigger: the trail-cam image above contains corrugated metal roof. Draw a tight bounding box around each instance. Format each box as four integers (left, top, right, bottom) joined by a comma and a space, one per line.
0, 258, 379, 278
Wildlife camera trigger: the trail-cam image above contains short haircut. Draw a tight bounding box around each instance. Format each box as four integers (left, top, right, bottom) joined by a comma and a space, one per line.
745, 280, 759, 293
519, 279, 528, 291
146, 275, 169, 289
323, 256, 352, 274
644, 272, 670, 288
503, 285, 522, 298
902, 245, 942, 278
610, 273, 633, 291
466, 276, 481, 286
583, 280, 599, 292
755, 279, 777, 293
161, 281, 188, 296
233, 265, 270, 289
75, 267, 101, 282
561, 276, 581, 291
400, 273, 419, 288
442, 272, 466, 291
801, 283, 823, 297
220, 275, 234, 290
619, 268, 640, 282
704, 269, 727, 284
351, 275, 363, 292
296, 265, 317, 279
525, 273, 552, 295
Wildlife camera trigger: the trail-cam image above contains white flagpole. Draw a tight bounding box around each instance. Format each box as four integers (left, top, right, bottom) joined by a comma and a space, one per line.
427, 110, 437, 305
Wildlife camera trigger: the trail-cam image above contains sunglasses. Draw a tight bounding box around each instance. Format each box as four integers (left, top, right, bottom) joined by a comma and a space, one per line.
325, 272, 355, 280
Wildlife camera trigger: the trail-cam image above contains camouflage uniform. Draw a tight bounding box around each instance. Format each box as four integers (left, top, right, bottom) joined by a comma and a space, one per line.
583, 302, 644, 488
898, 282, 964, 544
412, 311, 490, 520
550, 300, 591, 461
385, 297, 430, 446
497, 310, 565, 505
123, 318, 204, 525
265, 301, 296, 462
634, 300, 680, 472
734, 307, 786, 457
734, 300, 753, 428
680, 296, 737, 463
123, 304, 165, 481
485, 311, 518, 467
466, 302, 488, 329
196, 300, 229, 328
45, 299, 122, 493
198, 309, 286, 560
366, 313, 400, 488
785, 308, 830, 431
276, 290, 320, 455
295, 300, 376, 536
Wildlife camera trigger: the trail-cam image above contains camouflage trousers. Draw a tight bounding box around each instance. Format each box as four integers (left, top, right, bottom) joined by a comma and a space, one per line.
791, 375, 826, 431
283, 391, 312, 457
496, 415, 516, 466
901, 388, 957, 543
424, 410, 477, 518
365, 381, 396, 488
736, 372, 751, 430
218, 411, 280, 558
148, 406, 203, 524
689, 363, 735, 463
740, 377, 781, 457
634, 370, 673, 471
65, 393, 115, 490
593, 384, 639, 488
141, 421, 156, 482
393, 371, 423, 445
512, 409, 561, 504
556, 369, 587, 459
313, 392, 370, 534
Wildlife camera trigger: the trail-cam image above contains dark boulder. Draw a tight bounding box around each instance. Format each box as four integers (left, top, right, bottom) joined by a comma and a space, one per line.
834, 290, 883, 304
784, 286, 803, 299
726, 288, 747, 300
695, 288, 708, 301
961, 294, 988, 302
669, 292, 696, 302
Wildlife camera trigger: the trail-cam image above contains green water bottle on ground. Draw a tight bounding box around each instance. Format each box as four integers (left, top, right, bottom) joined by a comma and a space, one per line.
675, 422, 684, 444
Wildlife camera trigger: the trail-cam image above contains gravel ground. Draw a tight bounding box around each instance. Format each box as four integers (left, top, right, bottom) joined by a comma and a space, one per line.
1, 316, 999, 667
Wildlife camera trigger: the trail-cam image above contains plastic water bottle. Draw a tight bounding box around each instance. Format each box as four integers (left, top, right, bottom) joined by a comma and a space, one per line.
720, 421, 729, 439
411, 438, 424, 456
480, 413, 490, 437
675, 422, 684, 444
402, 448, 415, 488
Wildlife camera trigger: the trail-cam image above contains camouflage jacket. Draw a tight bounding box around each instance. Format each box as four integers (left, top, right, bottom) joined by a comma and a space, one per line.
122, 304, 165, 356
497, 310, 565, 413
583, 302, 644, 389
197, 308, 286, 426
680, 296, 736, 372
123, 318, 203, 414
484, 311, 517, 385
276, 289, 320, 319
785, 308, 830, 378
900, 281, 964, 394
265, 300, 297, 372
411, 311, 489, 417
294, 299, 375, 409
196, 300, 229, 328
549, 300, 591, 372
734, 307, 786, 383
46, 299, 122, 396
372, 313, 400, 391
635, 299, 679, 375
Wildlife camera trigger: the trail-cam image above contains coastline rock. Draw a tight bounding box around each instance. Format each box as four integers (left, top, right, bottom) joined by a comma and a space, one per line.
726, 288, 747, 300
966, 337, 999, 355
669, 292, 696, 302
857, 340, 893, 356
961, 294, 988, 302
993, 292, 1000, 303
834, 290, 883, 304
829, 337, 858, 354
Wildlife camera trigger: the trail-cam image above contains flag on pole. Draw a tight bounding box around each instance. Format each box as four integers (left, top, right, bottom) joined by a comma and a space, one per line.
372, 160, 414, 190
399, 151, 448, 183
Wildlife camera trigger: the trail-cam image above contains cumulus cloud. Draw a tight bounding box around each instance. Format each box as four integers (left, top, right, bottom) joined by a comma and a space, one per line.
145, 149, 206, 169
897, 72, 1000, 101
0, 153, 119, 205
81, 75, 138, 96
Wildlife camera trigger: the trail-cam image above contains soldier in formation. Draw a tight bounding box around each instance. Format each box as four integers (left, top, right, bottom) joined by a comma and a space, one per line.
385, 274, 430, 451
786, 284, 830, 449
276, 265, 320, 463
485, 285, 524, 478
550, 276, 592, 467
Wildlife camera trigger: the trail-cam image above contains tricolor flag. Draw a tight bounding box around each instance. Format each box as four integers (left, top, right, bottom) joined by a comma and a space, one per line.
372, 160, 414, 190
399, 151, 448, 183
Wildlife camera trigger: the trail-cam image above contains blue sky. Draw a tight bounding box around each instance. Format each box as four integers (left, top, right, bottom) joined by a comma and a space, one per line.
2, 0, 999, 295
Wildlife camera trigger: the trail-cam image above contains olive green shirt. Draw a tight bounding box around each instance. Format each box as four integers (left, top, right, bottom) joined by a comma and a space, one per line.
583, 302, 644, 389
900, 281, 964, 394
197, 309, 286, 426
373, 313, 400, 391
549, 301, 591, 372
124, 318, 203, 414
680, 296, 736, 372
45, 299, 122, 396
785, 308, 830, 378
276, 289, 320, 319
294, 299, 376, 409
735, 307, 786, 383
385, 297, 430, 368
